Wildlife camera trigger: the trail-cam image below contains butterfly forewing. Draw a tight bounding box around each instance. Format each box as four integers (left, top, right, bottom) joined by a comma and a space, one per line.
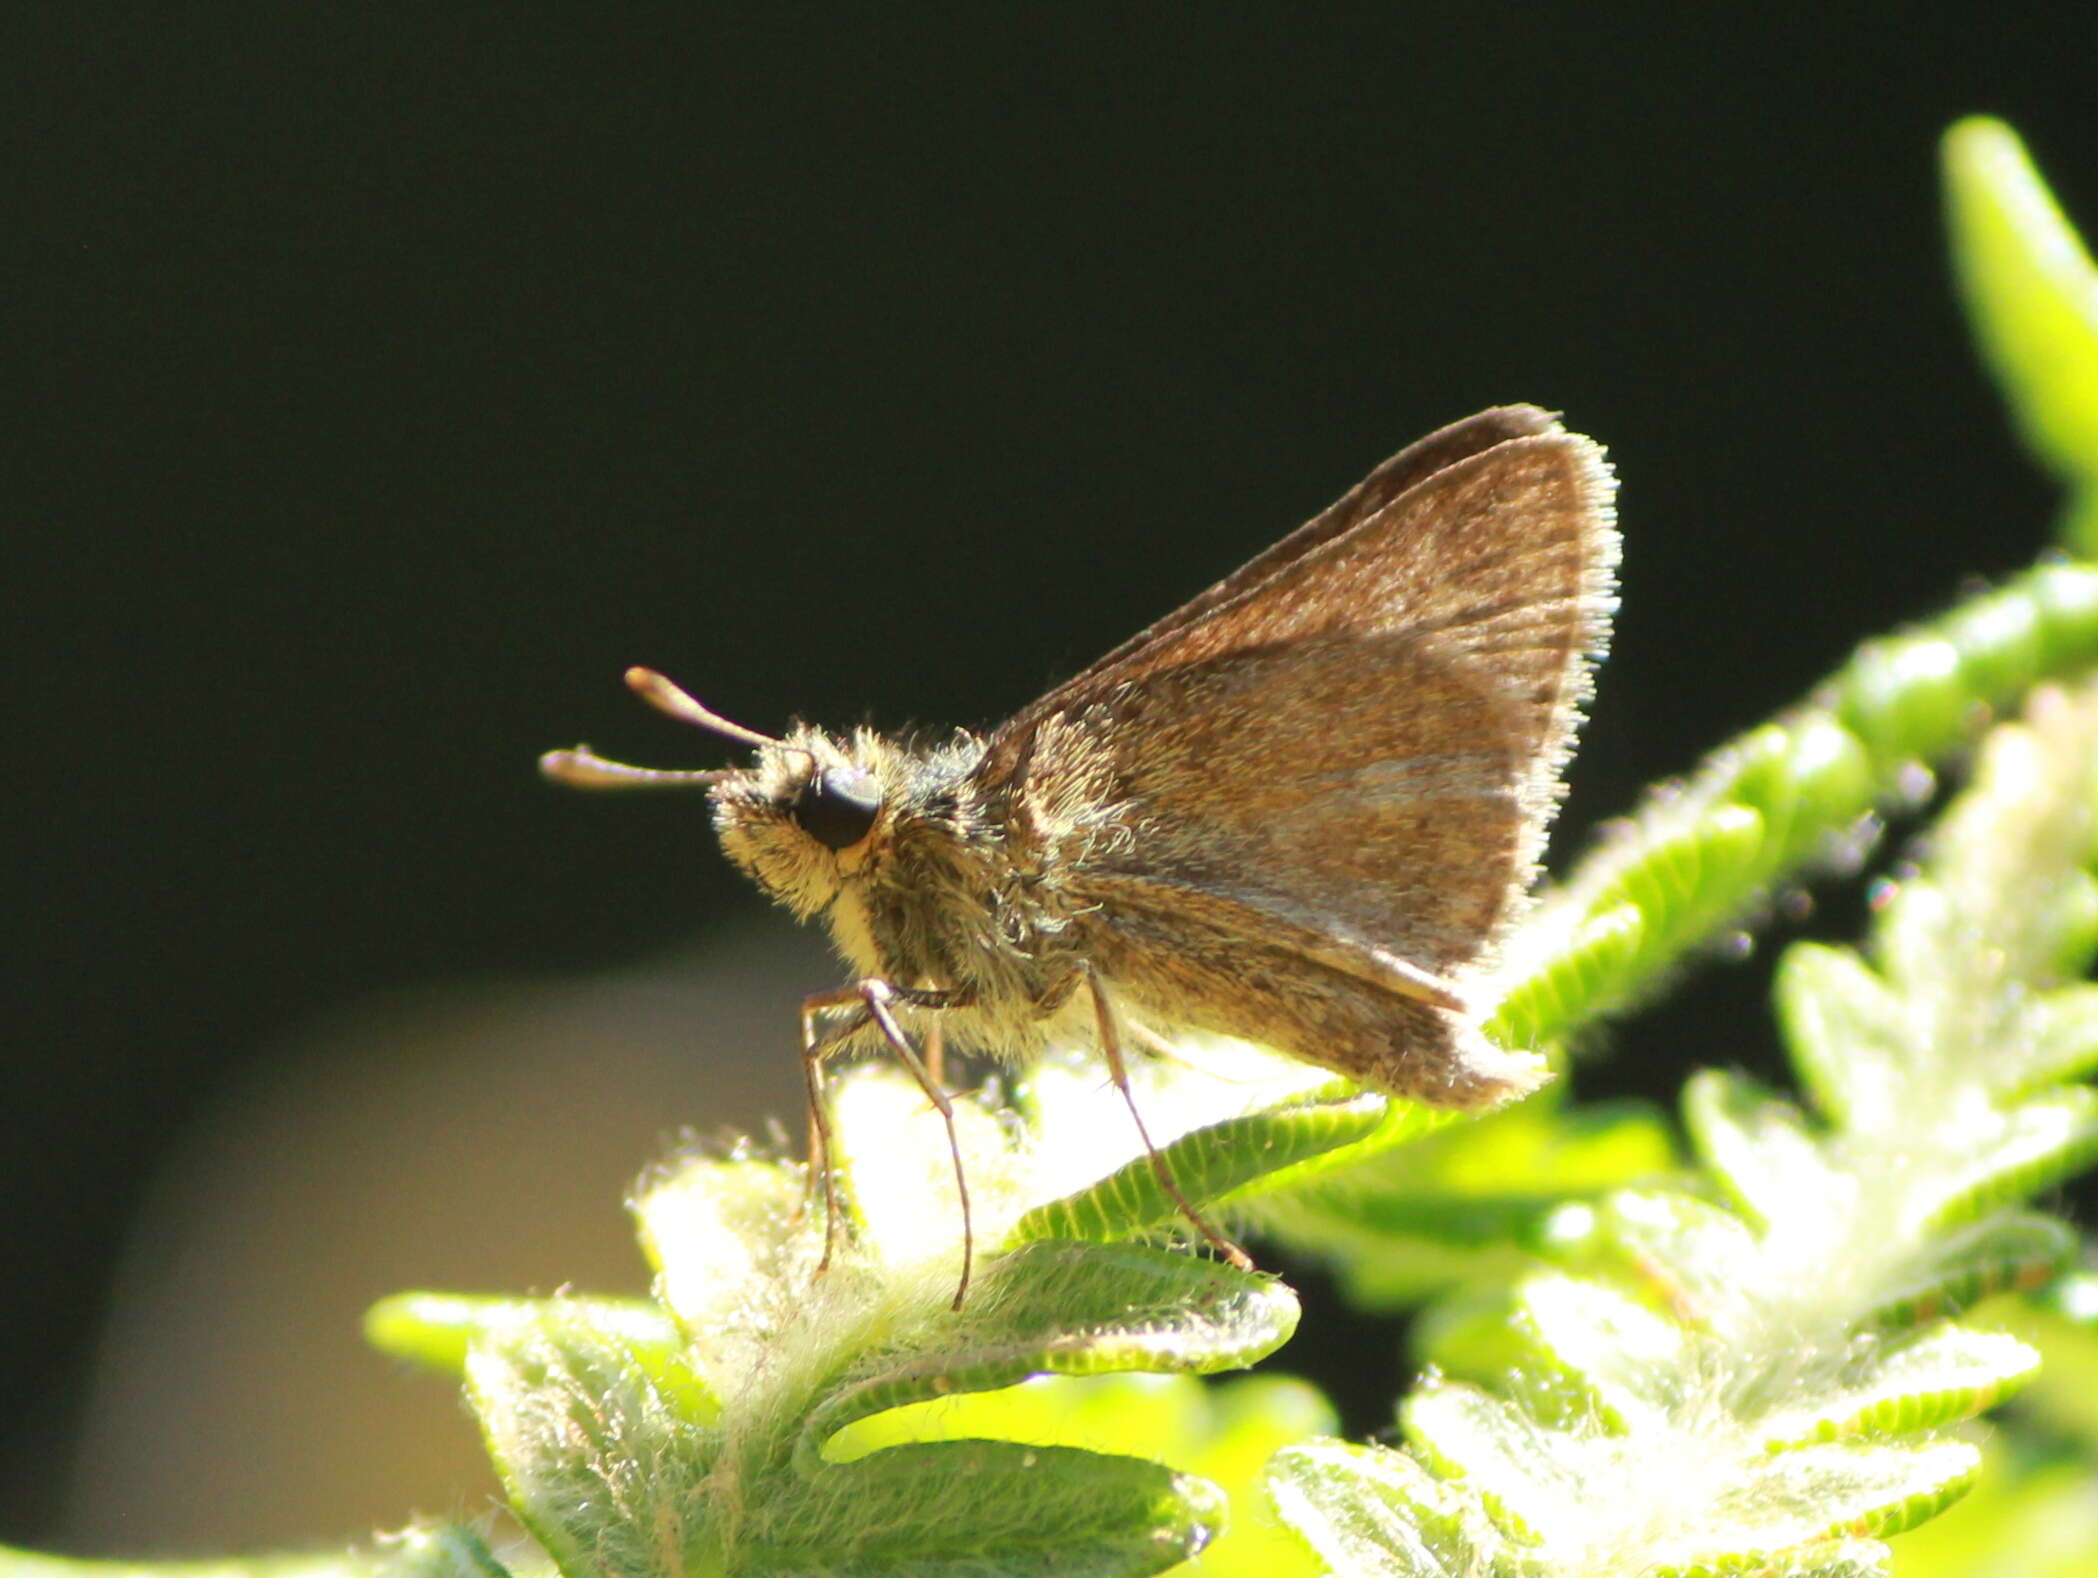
1007, 405, 1570, 718
979, 424, 1617, 1103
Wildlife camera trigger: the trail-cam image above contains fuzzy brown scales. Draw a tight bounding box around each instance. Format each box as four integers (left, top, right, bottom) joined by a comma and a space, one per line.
544, 403, 1619, 1296
710, 724, 1086, 1043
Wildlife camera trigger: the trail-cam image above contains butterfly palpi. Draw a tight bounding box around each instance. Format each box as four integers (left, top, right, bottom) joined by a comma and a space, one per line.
543, 404, 1619, 1305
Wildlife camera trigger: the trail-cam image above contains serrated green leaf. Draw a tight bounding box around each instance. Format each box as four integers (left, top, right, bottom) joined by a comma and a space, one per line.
1757, 1326, 2040, 1447
1936, 585, 2050, 710
1005, 1095, 1389, 1248
1585, 1190, 1762, 1336
1566, 1444, 1978, 1575
2019, 982, 2098, 1090
2039, 867, 2098, 982
1647, 1539, 1891, 1578
1726, 713, 1877, 870
462, 1061, 1309, 1578
1013, 1040, 1359, 1189
1513, 1274, 1694, 1430
1862, 1211, 2074, 1330
830, 1372, 1330, 1578
1683, 1070, 1839, 1233
1527, 565, 2098, 1044
1590, 800, 1768, 962
1387, 1381, 1979, 1565
769, 1439, 1224, 1578
467, 1323, 710, 1578
1774, 945, 1911, 1132
1264, 1440, 1498, 1578
1401, 1380, 1576, 1543
1834, 634, 1975, 772
467, 1306, 1231, 1578
1883, 1446, 2098, 1578
1491, 900, 1645, 1050
1910, 1086, 2098, 1233
801, 1240, 1297, 1460
1718, 1440, 1981, 1542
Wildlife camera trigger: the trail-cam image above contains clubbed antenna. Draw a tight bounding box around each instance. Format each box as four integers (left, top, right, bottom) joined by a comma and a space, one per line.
623, 667, 781, 750
538, 667, 779, 791
537, 747, 729, 790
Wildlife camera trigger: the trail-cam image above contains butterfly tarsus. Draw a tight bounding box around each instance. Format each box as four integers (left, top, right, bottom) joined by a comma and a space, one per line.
799, 979, 977, 1310
796, 993, 849, 1277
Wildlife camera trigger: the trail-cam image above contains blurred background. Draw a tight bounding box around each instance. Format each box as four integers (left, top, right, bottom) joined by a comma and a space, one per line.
10, 5, 2096, 1553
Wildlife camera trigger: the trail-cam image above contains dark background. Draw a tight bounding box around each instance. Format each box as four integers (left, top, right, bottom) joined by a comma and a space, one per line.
10, 5, 2096, 1552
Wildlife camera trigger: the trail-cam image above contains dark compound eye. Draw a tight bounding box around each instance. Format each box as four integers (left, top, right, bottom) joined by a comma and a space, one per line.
789, 765, 882, 850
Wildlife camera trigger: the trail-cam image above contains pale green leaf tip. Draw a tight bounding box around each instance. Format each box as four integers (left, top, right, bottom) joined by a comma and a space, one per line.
364, 1291, 479, 1373
1943, 116, 2098, 549
363, 1291, 682, 1382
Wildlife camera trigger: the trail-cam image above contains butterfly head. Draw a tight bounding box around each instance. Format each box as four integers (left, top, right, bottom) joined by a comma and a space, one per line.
710, 727, 891, 917
538, 666, 895, 920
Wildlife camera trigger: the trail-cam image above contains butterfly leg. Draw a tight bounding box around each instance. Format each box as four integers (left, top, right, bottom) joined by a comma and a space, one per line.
797, 991, 863, 1275
799, 979, 977, 1310
1082, 962, 1254, 1271
921, 1010, 947, 1089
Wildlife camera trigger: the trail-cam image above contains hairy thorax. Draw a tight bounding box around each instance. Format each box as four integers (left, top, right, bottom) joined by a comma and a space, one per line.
709, 722, 1116, 1060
